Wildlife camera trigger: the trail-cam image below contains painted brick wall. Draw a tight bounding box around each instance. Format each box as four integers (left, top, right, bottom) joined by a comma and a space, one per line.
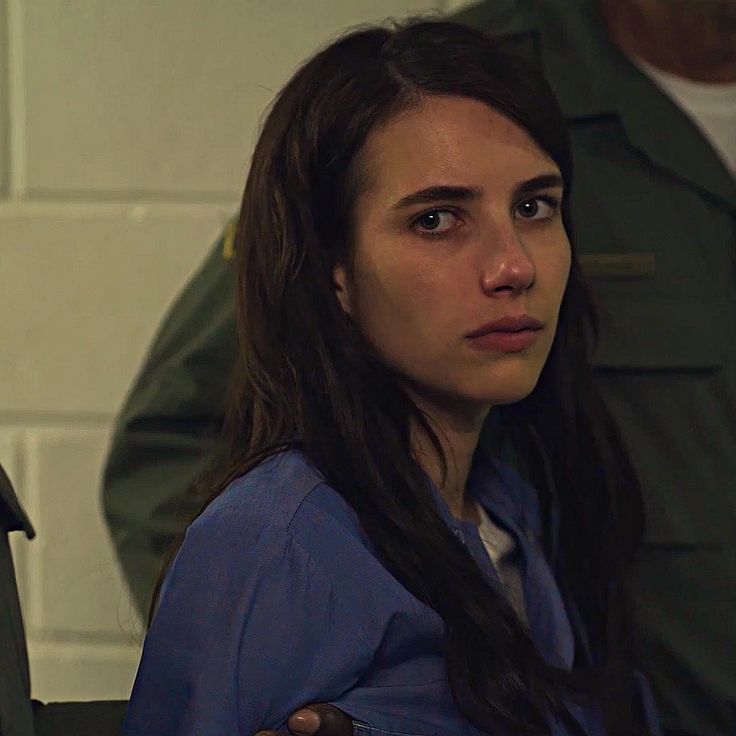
0, 0, 462, 702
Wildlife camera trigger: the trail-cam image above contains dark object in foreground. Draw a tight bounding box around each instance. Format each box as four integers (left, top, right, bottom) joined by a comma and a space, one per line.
32, 700, 128, 736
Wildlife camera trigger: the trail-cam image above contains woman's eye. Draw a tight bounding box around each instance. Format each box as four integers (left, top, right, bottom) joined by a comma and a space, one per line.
412, 209, 460, 237
515, 196, 560, 221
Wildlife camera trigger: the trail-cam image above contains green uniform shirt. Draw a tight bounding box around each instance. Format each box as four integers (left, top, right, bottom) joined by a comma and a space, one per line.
102, 1, 736, 733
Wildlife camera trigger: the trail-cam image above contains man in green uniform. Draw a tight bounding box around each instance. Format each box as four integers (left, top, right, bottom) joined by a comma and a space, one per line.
103, 0, 736, 733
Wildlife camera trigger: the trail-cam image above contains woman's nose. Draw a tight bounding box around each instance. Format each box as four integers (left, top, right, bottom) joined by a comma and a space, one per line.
478, 225, 536, 296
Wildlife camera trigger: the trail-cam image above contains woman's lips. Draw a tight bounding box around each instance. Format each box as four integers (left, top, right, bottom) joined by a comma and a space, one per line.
465, 315, 544, 337
465, 329, 540, 352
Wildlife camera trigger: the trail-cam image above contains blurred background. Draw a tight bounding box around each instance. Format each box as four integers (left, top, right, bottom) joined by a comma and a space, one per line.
0, 0, 470, 704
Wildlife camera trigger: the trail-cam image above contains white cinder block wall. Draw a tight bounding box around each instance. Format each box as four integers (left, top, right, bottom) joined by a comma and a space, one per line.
0, 0, 473, 705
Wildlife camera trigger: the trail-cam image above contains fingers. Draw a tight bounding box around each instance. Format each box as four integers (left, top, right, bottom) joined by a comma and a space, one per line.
288, 703, 353, 736
252, 702, 353, 736
287, 707, 321, 735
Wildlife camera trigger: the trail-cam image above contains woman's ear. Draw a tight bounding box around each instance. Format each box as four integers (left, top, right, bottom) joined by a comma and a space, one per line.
332, 264, 353, 316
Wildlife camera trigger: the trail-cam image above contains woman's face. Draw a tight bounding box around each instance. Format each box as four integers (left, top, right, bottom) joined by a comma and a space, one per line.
333, 95, 571, 419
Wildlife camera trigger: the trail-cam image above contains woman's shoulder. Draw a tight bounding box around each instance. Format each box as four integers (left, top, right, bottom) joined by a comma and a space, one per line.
196, 449, 323, 528
190, 449, 372, 559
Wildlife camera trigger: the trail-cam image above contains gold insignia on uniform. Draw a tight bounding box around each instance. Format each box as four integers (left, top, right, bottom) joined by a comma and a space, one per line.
222, 220, 237, 261
579, 252, 655, 279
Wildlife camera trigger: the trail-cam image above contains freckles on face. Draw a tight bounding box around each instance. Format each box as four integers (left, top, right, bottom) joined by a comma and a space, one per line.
338, 95, 571, 412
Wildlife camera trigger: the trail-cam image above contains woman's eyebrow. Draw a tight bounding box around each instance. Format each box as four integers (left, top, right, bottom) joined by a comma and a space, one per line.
514, 173, 564, 198
391, 185, 482, 210
391, 173, 564, 211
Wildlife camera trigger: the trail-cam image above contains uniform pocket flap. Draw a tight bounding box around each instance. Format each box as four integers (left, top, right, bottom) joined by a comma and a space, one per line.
641, 534, 722, 550
591, 294, 726, 370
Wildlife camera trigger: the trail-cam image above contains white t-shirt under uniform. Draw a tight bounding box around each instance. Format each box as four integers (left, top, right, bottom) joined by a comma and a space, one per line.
475, 502, 528, 624
634, 56, 736, 175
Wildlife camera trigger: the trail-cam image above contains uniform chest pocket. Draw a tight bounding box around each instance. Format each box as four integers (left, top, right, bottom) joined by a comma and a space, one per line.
588, 291, 727, 371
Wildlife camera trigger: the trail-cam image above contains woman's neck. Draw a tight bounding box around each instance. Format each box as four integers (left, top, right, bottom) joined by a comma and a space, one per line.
408, 390, 489, 525
600, 0, 736, 83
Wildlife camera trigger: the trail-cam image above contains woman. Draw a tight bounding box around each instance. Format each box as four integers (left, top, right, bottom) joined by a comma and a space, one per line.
123, 18, 659, 736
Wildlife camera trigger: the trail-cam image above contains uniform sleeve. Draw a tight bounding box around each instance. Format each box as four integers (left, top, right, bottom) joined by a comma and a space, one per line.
122, 506, 372, 736
101, 224, 237, 617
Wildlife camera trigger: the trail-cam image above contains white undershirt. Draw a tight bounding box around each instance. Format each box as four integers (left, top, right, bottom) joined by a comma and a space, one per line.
475, 502, 528, 624
632, 55, 736, 174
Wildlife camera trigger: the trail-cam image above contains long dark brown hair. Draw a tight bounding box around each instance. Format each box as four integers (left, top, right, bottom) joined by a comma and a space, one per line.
159, 18, 647, 736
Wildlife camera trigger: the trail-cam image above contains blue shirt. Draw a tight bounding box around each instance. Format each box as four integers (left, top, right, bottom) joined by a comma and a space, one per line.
123, 449, 659, 736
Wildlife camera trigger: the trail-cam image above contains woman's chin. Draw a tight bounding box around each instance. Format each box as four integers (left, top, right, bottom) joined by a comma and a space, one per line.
465, 376, 539, 406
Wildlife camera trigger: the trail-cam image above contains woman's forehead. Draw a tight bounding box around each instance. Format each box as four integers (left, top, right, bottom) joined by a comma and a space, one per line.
358, 96, 558, 202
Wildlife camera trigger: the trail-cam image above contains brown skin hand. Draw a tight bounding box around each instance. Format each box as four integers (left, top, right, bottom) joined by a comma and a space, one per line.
254, 703, 353, 736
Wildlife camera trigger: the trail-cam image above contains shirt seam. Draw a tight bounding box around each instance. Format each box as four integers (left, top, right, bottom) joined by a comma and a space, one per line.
283, 475, 328, 533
